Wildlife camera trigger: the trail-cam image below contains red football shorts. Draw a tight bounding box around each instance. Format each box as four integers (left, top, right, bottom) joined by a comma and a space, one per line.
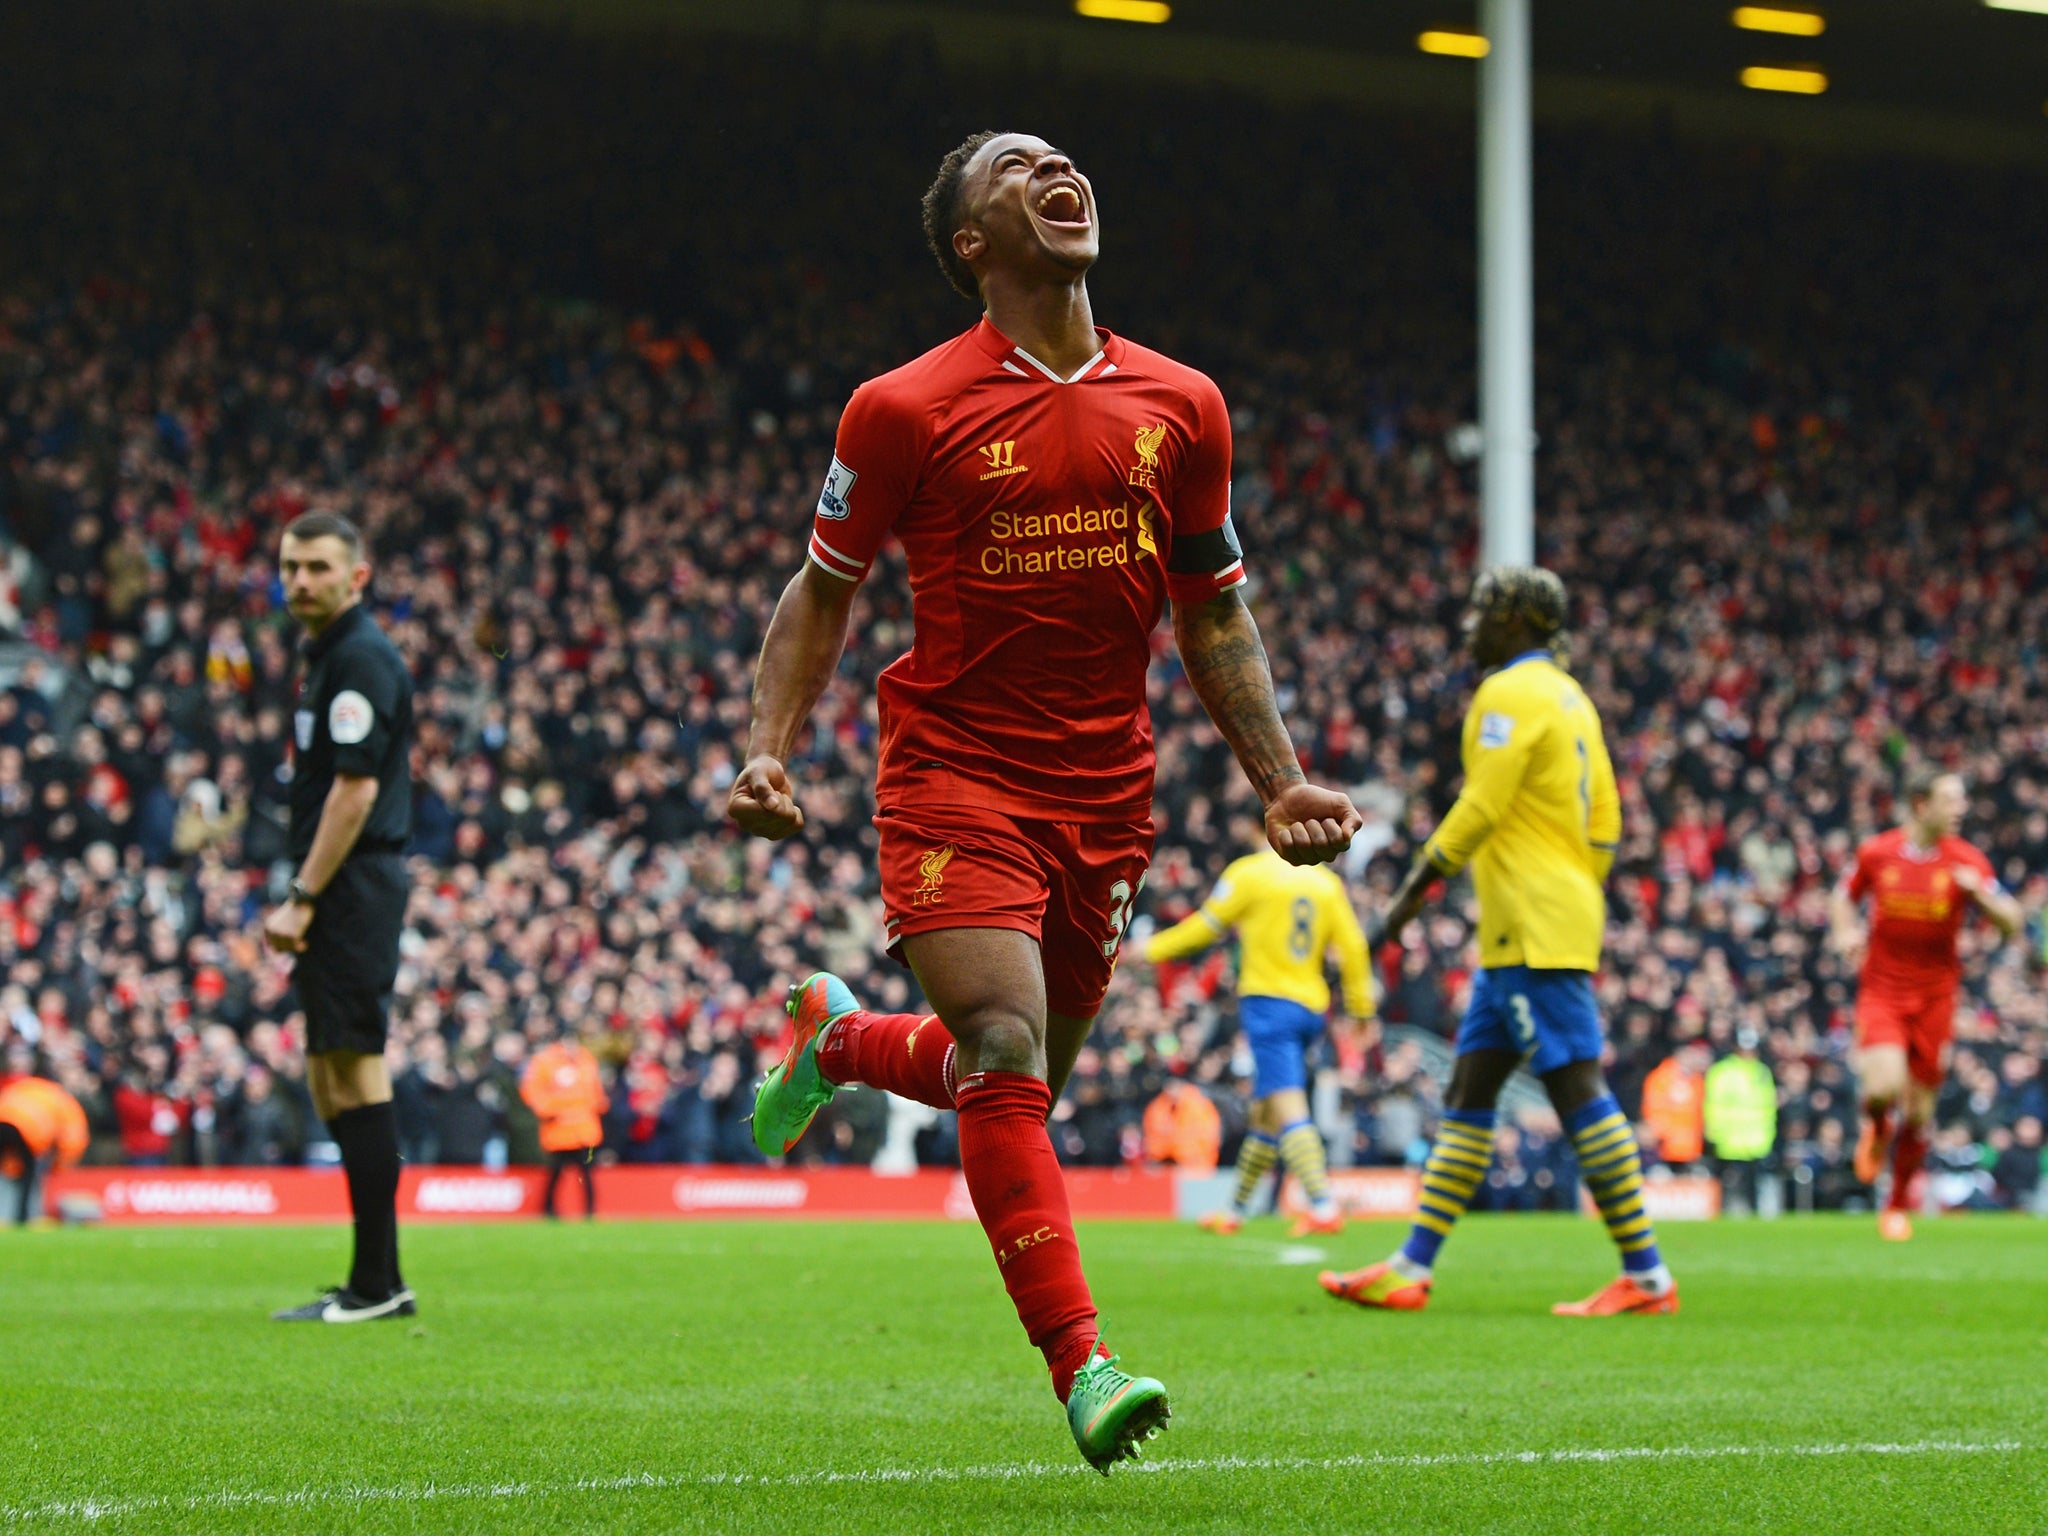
1855, 988, 1954, 1088
875, 803, 1153, 1019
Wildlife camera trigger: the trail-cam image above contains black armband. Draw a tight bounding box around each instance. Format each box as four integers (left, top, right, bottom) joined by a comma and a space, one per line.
1167, 513, 1243, 575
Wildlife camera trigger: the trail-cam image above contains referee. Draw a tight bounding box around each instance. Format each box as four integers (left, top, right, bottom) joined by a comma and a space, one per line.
263, 512, 417, 1324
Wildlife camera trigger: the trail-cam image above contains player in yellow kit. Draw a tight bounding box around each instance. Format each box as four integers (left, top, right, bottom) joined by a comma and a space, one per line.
1321, 568, 1679, 1317
1142, 842, 1373, 1237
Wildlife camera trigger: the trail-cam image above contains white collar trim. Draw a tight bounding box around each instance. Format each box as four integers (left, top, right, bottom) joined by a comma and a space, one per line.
1010, 344, 1108, 384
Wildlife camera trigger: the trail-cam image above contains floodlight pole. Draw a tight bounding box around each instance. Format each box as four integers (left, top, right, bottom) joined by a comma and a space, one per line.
1478, 0, 1535, 569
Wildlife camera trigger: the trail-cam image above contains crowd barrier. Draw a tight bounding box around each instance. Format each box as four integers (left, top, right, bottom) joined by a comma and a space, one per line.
42, 1165, 1723, 1224
1274, 1170, 1722, 1222
43, 1165, 1177, 1223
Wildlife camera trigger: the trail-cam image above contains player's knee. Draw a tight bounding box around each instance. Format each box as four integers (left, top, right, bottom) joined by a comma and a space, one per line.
949, 1005, 1044, 1076
1541, 1061, 1607, 1119
1264, 1089, 1309, 1126
1446, 1052, 1515, 1111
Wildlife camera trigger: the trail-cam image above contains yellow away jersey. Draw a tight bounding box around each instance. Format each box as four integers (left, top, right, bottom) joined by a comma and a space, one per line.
1424, 652, 1619, 971
1142, 849, 1374, 1016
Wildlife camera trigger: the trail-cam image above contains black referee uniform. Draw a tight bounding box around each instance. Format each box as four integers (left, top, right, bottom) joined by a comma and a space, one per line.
273, 598, 416, 1320
289, 603, 413, 1056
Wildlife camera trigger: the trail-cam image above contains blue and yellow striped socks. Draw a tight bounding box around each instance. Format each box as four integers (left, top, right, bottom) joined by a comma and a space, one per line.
1229, 1130, 1279, 1216
1277, 1119, 1335, 1218
1564, 1094, 1664, 1276
1398, 1108, 1497, 1271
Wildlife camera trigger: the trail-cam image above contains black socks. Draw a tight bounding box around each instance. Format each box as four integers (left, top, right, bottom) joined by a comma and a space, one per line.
328, 1101, 403, 1301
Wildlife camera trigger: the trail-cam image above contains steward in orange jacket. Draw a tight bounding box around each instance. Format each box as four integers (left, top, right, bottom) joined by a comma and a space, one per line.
1142, 1081, 1222, 1172
1641, 1047, 1708, 1168
521, 1037, 609, 1219
522, 1041, 609, 1152
0, 1076, 90, 1225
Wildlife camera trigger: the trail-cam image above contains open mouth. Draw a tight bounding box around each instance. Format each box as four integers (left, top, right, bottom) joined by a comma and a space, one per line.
1034, 182, 1089, 229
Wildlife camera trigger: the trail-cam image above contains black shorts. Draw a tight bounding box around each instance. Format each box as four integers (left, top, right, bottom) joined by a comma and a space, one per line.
295, 851, 407, 1058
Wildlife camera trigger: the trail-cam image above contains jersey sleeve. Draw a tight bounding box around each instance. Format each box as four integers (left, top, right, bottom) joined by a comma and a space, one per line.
1145, 858, 1252, 963
1587, 725, 1621, 881
1164, 373, 1246, 603
1324, 881, 1375, 1018
1845, 840, 1876, 902
324, 648, 403, 777
1426, 679, 1535, 874
1141, 907, 1226, 964
807, 382, 922, 583
1199, 858, 1256, 927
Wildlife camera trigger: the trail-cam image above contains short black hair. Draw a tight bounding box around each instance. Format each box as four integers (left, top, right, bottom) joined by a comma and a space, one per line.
922, 131, 1003, 301
282, 511, 366, 561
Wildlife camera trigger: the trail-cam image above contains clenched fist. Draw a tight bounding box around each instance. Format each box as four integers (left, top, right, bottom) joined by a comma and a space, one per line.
727, 755, 805, 840
1265, 781, 1363, 866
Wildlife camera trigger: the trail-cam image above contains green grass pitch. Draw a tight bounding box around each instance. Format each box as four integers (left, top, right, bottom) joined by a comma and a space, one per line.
4, 1213, 2044, 1533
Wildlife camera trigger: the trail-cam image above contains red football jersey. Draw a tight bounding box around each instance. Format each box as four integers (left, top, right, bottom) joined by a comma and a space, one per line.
810, 317, 1245, 822
1845, 829, 1996, 997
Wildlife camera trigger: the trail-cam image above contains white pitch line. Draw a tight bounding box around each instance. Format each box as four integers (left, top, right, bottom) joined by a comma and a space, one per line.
0, 1439, 2025, 1526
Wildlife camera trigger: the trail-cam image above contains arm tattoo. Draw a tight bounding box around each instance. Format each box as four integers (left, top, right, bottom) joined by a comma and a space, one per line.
1174, 592, 1306, 804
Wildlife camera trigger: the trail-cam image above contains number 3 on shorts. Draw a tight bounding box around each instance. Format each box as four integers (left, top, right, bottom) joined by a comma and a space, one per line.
1102, 875, 1146, 960
1509, 992, 1538, 1052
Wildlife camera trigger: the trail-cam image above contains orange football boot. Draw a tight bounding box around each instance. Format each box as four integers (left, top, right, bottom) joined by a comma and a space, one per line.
1853, 1116, 1888, 1186
1319, 1261, 1430, 1311
1878, 1209, 1913, 1242
1197, 1210, 1244, 1235
1288, 1211, 1346, 1239
1552, 1275, 1680, 1316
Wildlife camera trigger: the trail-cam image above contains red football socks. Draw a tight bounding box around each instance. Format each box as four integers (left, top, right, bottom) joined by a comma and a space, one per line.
1888, 1123, 1928, 1212
955, 1071, 1100, 1402
815, 1011, 958, 1110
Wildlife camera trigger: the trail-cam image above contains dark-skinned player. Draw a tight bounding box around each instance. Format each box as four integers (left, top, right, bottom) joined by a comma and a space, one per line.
1320, 568, 1679, 1317
728, 131, 1362, 1471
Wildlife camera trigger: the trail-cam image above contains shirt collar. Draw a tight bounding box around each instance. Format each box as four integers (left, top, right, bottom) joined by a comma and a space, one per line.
1503, 649, 1553, 670
972, 316, 1123, 381
303, 602, 367, 662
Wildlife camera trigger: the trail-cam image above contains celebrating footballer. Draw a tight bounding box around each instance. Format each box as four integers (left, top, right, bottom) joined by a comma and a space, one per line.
728, 130, 1361, 1472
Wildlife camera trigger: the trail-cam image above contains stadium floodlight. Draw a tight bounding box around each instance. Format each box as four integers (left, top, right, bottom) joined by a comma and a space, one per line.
1418, 30, 1491, 58
1731, 7, 1825, 35
1984, 0, 2048, 14
1740, 65, 1828, 93
1073, 0, 1171, 21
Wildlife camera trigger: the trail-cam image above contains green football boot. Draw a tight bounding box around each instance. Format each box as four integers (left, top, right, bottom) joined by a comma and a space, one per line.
751, 971, 858, 1157
1066, 1343, 1172, 1474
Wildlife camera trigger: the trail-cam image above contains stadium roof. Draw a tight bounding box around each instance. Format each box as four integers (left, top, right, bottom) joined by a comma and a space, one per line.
433, 0, 2048, 164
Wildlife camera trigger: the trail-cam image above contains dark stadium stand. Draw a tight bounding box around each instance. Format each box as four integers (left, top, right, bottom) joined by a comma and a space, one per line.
1, 0, 2044, 1215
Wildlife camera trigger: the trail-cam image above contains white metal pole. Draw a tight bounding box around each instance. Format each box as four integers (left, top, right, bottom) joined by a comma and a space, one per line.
1479, 0, 1535, 569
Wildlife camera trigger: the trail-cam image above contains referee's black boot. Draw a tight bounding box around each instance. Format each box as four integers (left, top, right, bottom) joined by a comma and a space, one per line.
273, 1285, 416, 1323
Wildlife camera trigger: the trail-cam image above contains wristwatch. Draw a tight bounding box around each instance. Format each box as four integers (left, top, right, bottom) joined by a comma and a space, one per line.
286, 878, 320, 908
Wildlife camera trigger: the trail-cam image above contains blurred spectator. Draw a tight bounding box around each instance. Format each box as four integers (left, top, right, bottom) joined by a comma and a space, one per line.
218, 1064, 302, 1167
112, 1054, 190, 1168
1990, 1118, 2042, 1211
1704, 1030, 1777, 1214
521, 1031, 608, 1219
1143, 1082, 1221, 1173
0, 1076, 89, 1223
1642, 1044, 1709, 1173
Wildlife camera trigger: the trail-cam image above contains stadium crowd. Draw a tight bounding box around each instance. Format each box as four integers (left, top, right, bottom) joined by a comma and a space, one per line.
1, 1, 2045, 1215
